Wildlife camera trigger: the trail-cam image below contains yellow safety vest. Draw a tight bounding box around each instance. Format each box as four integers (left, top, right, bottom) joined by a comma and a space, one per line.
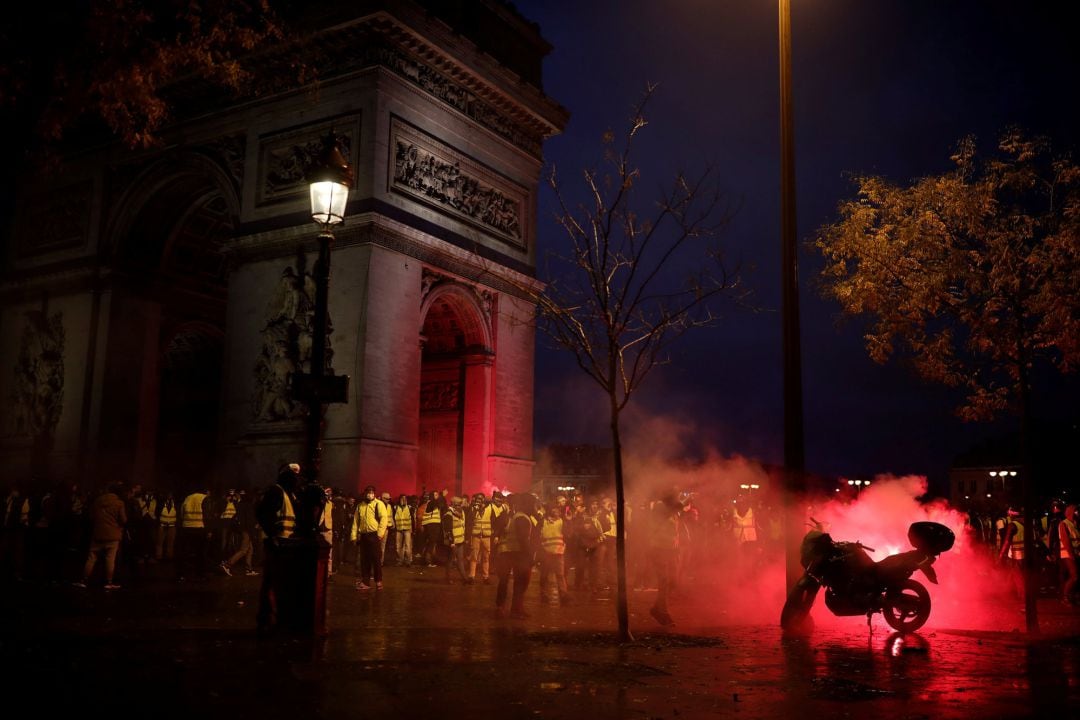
450, 511, 465, 545
603, 510, 616, 538
159, 504, 177, 527
181, 493, 207, 528
353, 500, 386, 537
272, 490, 297, 539
498, 512, 536, 553
394, 505, 413, 532
733, 508, 756, 543
221, 501, 237, 520
1008, 520, 1025, 560
541, 518, 565, 554
1060, 519, 1079, 559
422, 505, 442, 526
473, 505, 496, 537
319, 501, 333, 534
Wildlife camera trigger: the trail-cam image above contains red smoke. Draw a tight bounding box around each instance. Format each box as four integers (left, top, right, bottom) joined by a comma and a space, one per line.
612, 415, 1017, 632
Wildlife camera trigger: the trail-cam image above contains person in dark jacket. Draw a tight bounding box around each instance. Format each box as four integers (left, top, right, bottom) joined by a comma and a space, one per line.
494, 493, 538, 620
74, 483, 128, 589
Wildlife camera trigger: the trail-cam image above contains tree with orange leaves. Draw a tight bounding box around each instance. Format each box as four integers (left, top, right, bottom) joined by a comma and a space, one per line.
1, 1, 287, 155
814, 130, 1080, 633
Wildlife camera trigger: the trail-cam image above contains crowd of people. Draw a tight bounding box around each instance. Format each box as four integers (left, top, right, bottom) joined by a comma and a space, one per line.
967, 499, 1080, 606
4, 472, 1076, 630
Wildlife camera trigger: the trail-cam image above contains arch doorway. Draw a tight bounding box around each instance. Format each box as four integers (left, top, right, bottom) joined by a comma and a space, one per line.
157, 326, 224, 491
417, 284, 493, 498
116, 163, 235, 491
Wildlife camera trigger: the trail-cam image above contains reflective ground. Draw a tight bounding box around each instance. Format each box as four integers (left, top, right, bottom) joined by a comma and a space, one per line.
2, 563, 1077, 718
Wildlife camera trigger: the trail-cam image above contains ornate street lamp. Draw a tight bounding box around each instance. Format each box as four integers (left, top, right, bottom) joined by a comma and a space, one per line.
297, 132, 354, 485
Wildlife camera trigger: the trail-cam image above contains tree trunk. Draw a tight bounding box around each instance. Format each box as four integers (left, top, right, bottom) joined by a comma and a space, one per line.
609, 395, 631, 642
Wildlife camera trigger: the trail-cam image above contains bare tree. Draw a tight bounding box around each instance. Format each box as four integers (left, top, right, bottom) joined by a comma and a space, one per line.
534, 88, 743, 641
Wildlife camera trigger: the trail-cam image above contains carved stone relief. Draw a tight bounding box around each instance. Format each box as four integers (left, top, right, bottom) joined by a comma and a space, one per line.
257, 120, 357, 206
391, 117, 525, 248
10, 309, 65, 439
17, 183, 92, 259
251, 255, 333, 422
420, 381, 460, 412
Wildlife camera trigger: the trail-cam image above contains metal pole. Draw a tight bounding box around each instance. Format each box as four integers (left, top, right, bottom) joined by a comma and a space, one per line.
306, 231, 333, 484
779, 0, 806, 593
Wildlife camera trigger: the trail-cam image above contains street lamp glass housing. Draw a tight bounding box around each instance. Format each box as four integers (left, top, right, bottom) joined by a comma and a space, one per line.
309, 134, 354, 227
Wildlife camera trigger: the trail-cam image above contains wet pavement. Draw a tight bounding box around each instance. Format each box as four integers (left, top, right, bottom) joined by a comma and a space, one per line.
3, 563, 1078, 719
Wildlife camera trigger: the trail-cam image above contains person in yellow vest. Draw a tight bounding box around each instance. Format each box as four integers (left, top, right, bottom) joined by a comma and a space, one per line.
352, 485, 388, 590
379, 492, 393, 564
420, 492, 444, 567
997, 506, 1025, 600
255, 463, 301, 633
1059, 504, 1079, 606
155, 493, 177, 560
443, 496, 468, 583
219, 489, 238, 557
313, 485, 334, 575
467, 492, 500, 584
393, 495, 414, 566
494, 493, 539, 620
177, 485, 211, 580
539, 503, 571, 605
597, 497, 617, 589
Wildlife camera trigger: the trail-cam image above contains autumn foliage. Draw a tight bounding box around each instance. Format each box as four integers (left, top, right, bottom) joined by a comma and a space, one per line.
1, 1, 285, 152
815, 131, 1080, 422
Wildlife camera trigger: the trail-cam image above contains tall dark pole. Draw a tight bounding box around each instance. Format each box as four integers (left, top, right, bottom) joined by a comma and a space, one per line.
305, 231, 334, 485
779, 0, 806, 593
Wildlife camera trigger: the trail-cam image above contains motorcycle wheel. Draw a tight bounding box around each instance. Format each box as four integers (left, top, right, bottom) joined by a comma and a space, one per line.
882, 578, 931, 632
781, 576, 819, 633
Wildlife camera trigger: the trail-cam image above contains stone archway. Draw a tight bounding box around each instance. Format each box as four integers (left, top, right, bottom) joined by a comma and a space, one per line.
103, 154, 238, 488
417, 281, 494, 498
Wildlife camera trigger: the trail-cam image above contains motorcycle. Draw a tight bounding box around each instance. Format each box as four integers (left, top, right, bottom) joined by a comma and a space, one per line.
781, 519, 955, 633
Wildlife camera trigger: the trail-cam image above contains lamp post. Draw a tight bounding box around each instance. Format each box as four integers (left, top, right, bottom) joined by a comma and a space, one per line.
779, 0, 806, 593
298, 132, 354, 485
846, 478, 870, 497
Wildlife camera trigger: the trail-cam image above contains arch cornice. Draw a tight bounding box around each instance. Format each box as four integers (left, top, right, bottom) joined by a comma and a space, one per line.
419, 280, 493, 352
105, 148, 242, 263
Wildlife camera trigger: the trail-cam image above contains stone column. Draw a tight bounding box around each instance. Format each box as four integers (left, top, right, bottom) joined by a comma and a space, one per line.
460, 351, 493, 494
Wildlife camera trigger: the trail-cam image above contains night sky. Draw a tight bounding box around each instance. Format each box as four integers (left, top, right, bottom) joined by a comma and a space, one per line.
516, 0, 1080, 490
